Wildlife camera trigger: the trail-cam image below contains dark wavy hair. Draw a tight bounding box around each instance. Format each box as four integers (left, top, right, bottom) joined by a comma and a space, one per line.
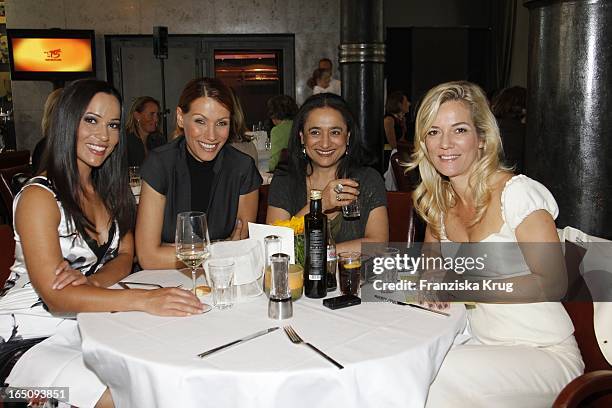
267, 95, 298, 121
174, 77, 243, 143
283, 93, 367, 183
46, 79, 135, 238
385, 91, 407, 115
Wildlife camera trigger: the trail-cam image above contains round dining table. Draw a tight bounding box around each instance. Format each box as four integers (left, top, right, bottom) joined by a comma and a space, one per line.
78, 269, 466, 408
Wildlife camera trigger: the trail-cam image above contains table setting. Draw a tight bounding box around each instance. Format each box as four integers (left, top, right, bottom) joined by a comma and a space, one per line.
76, 213, 467, 407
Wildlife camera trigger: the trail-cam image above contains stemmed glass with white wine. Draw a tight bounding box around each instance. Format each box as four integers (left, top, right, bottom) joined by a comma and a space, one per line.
175, 211, 210, 294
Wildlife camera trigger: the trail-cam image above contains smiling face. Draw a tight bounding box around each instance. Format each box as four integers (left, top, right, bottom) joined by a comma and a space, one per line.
76, 92, 121, 172
177, 96, 231, 162
301, 107, 349, 170
424, 100, 483, 182
134, 101, 159, 136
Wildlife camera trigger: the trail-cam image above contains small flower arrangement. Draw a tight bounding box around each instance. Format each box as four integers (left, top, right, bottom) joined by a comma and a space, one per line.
272, 216, 305, 267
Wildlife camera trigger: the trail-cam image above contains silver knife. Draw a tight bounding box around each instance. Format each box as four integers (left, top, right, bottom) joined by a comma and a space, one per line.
198, 327, 280, 358
374, 295, 450, 317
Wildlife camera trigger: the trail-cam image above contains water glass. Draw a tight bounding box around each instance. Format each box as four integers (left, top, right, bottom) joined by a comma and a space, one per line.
342, 177, 361, 219
209, 259, 235, 309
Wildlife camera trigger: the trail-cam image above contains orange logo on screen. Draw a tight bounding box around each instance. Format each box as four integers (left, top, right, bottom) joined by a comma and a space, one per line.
44, 48, 62, 61
12, 38, 92, 72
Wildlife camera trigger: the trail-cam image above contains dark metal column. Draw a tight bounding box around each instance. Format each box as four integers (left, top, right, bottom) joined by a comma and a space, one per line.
339, 0, 385, 172
524, 0, 612, 239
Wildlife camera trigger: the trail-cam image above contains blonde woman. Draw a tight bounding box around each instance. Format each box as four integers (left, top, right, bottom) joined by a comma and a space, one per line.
125, 96, 166, 166
407, 81, 583, 407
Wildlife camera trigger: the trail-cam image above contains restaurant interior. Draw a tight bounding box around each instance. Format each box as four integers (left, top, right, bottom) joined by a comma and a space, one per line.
0, 0, 611, 407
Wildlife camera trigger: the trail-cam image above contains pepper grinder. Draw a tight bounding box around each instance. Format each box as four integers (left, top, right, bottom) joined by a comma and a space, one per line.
268, 253, 293, 319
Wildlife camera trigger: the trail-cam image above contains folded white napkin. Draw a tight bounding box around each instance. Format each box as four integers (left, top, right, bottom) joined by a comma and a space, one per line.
247, 222, 295, 264
206, 239, 265, 300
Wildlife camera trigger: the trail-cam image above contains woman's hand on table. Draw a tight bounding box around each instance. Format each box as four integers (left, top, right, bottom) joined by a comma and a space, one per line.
322, 178, 359, 211
142, 288, 207, 316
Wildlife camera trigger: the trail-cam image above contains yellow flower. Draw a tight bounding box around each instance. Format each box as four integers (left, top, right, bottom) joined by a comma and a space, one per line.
273, 216, 304, 235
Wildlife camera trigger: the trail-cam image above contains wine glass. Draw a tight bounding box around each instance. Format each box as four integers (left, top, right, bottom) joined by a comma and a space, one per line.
175, 211, 210, 294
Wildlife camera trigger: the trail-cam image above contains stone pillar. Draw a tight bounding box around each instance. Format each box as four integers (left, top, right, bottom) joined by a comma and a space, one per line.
339, 0, 385, 172
524, 0, 612, 239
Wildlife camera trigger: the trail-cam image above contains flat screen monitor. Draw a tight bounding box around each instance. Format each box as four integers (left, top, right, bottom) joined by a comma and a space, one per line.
7, 29, 96, 81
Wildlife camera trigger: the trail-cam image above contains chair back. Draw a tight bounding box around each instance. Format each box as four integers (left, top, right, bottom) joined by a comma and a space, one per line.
0, 224, 15, 289
386, 191, 416, 244
0, 164, 32, 224
390, 152, 419, 192
0, 150, 30, 169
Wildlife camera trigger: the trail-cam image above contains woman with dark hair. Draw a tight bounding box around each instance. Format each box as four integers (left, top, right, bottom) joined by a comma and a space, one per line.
125, 96, 166, 166
267, 94, 298, 171
266, 93, 388, 251
2, 79, 204, 408
384, 90, 411, 149
136, 77, 262, 269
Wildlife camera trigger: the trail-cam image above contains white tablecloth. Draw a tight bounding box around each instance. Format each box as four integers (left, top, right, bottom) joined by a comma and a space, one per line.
78, 269, 466, 408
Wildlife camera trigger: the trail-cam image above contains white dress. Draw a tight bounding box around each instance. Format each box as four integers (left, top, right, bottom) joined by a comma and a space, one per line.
0, 176, 119, 408
426, 175, 584, 408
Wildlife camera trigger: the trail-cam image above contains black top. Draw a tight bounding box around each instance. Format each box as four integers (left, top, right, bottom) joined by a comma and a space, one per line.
126, 131, 167, 167
268, 166, 387, 243
186, 144, 216, 212
141, 136, 262, 242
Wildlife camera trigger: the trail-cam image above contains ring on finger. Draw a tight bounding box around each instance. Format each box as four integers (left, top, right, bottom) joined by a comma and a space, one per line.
334, 183, 344, 194
336, 193, 342, 201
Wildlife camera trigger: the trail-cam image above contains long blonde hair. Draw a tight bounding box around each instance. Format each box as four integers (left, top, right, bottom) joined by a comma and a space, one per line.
406, 81, 510, 239
125, 96, 160, 137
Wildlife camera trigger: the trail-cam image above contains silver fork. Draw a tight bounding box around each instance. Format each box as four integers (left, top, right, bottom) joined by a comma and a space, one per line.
283, 326, 344, 369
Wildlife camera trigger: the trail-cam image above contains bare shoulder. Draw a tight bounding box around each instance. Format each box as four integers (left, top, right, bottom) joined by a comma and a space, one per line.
15, 185, 61, 229
490, 171, 515, 194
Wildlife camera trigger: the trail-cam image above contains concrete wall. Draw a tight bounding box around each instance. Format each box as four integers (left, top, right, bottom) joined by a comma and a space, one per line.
6, 0, 340, 151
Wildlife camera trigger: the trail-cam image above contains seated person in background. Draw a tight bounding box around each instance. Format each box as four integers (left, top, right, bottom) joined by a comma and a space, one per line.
2, 79, 204, 408
383, 90, 410, 149
30, 87, 63, 174
267, 94, 298, 172
308, 68, 340, 96
318, 58, 342, 95
125, 96, 166, 167
266, 93, 388, 252
404, 81, 583, 407
491, 86, 527, 173
136, 77, 262, 269
229, 89, 258, 164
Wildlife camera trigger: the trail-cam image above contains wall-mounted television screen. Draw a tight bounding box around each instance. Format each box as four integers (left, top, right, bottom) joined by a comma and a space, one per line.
7, 29, 96, 81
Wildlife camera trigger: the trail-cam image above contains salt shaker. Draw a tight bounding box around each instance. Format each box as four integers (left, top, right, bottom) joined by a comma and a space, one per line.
268, 253, 293, 319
